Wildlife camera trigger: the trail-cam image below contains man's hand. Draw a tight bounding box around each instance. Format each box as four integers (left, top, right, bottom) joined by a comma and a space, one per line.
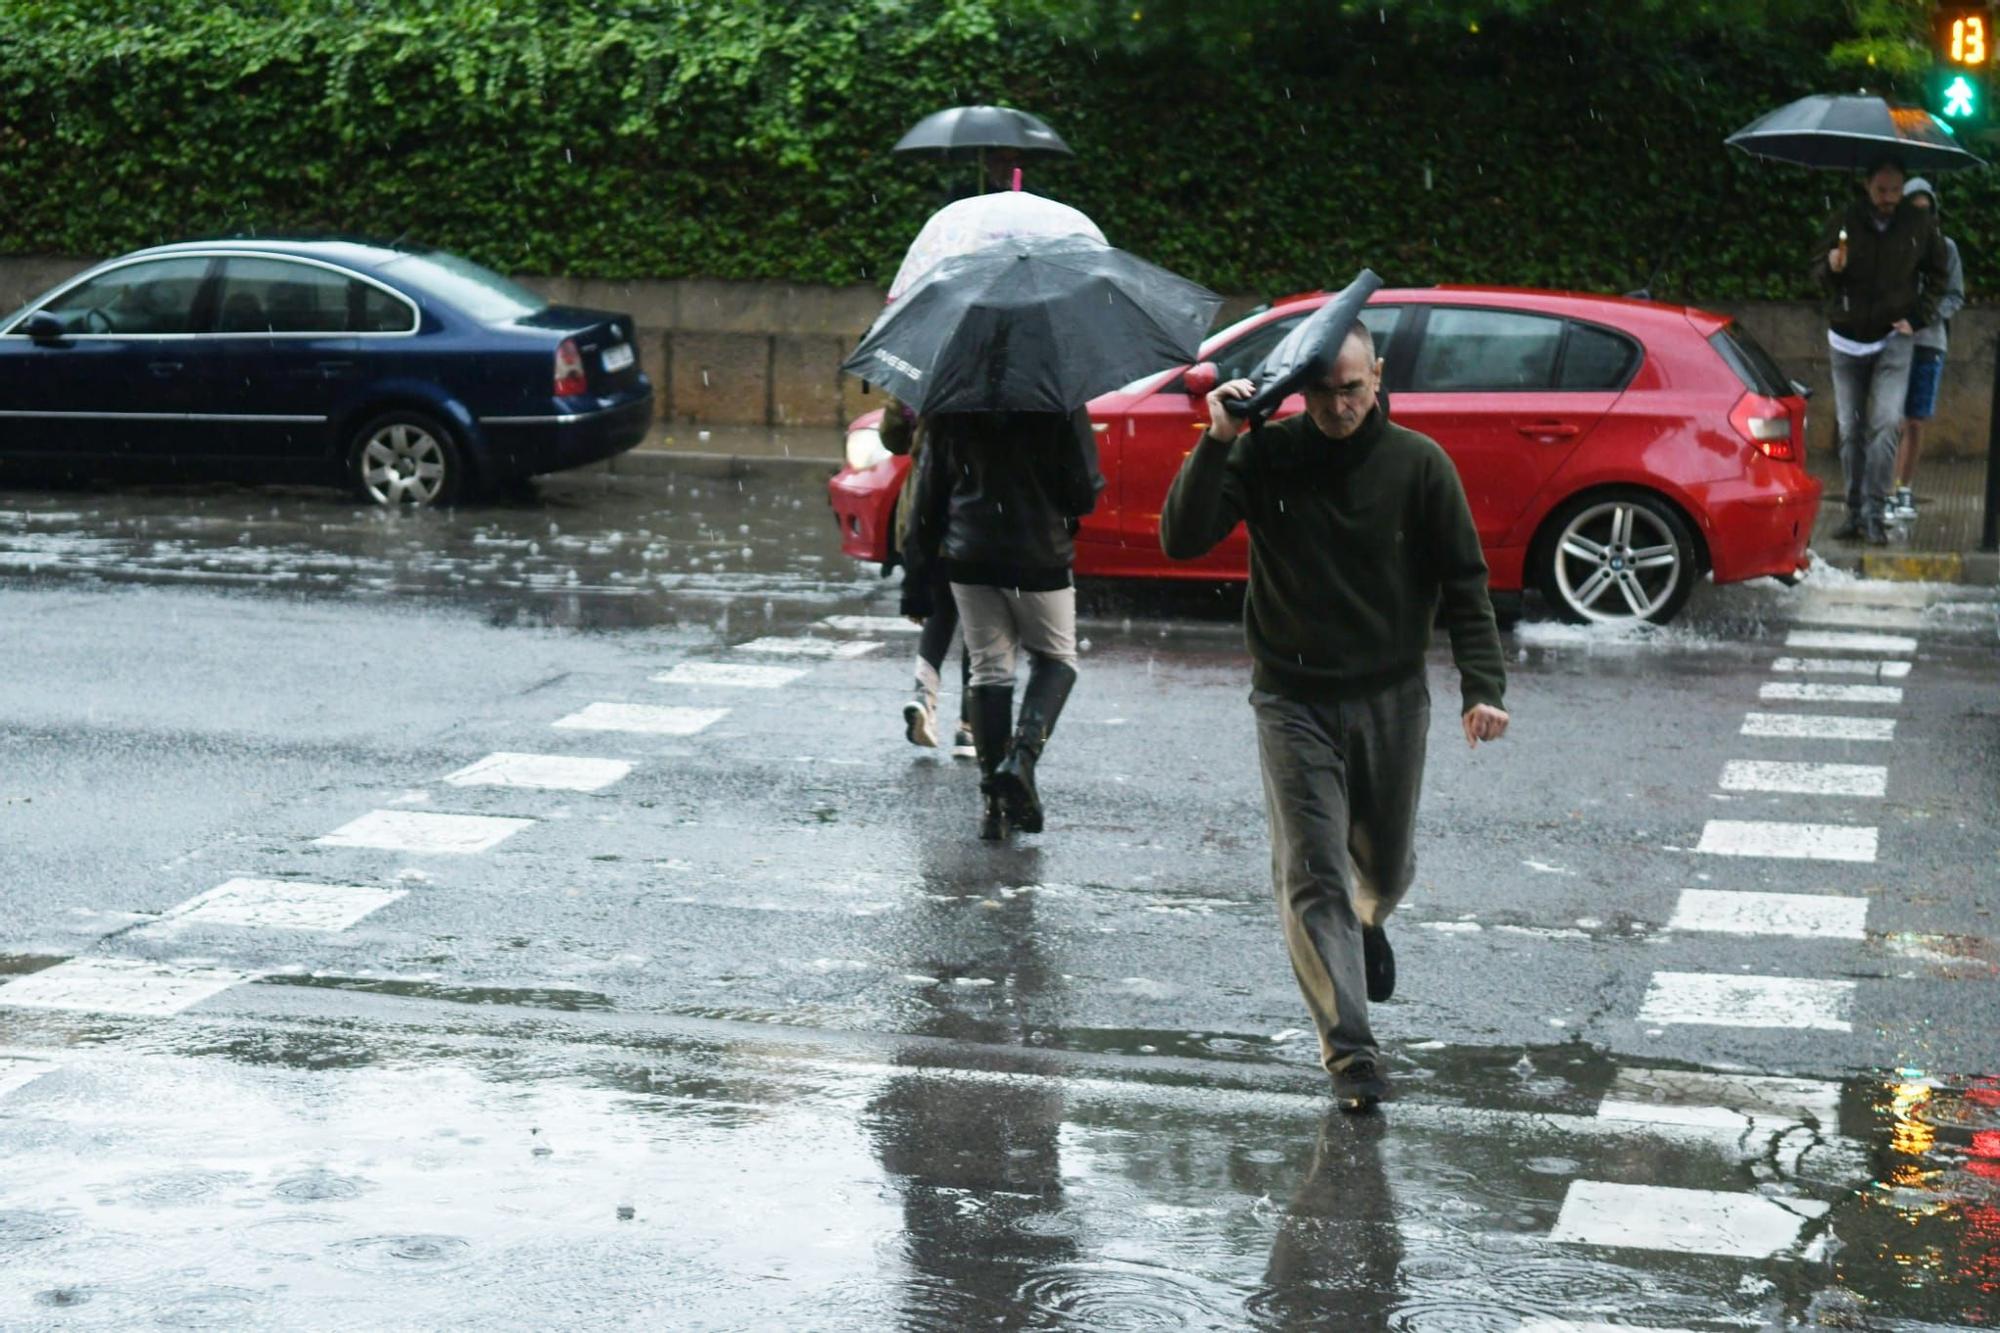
1891, 318, 1914, 336
1827, 247, 1847, 274
906, 615, 925, 627
1205, 378, 1258, 444
1462, 703, 1509, 748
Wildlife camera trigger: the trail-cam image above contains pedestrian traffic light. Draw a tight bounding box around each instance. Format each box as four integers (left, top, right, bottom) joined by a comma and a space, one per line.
1931, 7, 1992, 127
1935, 69, 1983, 124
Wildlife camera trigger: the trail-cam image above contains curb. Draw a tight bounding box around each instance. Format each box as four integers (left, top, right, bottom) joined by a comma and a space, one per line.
606, 449, 842, 479
1812, 548, 1999, 585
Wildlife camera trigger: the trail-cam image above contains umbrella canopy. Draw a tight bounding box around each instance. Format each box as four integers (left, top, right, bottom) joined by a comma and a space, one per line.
843, 235, 1222, 415
892, 105, 1073, 159
1225, 269, 1386, 429
888, 192, 1106, 300
1725, 94, 1987, 173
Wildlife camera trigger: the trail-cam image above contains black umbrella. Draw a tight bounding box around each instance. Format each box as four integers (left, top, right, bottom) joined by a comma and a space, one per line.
892, 105, 1074, 159
841, 235, 1223, 415
1725, 93, 1987, 173
1224, 269, 1386, 430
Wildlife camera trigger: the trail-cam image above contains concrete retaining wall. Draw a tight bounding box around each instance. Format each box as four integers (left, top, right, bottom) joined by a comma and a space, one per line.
2, 256, 1989, 457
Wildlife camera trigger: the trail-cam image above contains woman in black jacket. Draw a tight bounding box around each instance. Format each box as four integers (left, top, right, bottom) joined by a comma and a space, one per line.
901, 408, 1105, 839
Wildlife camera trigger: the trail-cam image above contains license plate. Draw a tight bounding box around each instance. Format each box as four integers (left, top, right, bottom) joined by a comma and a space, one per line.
600, 342, 635, 373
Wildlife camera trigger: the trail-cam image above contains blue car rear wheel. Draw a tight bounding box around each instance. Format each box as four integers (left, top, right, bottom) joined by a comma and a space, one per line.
347, 410, 463, 508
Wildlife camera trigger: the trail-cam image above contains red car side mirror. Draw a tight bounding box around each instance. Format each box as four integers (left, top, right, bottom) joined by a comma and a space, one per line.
1183, 361, 1219, 399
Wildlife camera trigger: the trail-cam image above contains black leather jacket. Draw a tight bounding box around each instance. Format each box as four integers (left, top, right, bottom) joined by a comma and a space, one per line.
901, 409, 1104, 615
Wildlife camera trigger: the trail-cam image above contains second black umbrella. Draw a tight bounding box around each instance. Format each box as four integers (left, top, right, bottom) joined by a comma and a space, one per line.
891, 105, 1074, 159
842, 235, 1222, 415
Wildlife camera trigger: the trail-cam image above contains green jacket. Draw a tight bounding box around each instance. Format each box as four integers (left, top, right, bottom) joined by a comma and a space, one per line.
1159, 405, 1506, 714
1811, 196, 1950, 344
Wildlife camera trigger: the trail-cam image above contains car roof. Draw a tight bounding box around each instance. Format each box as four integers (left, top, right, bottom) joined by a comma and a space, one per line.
1265, 284, 1722, 333
119, 237, 420, 277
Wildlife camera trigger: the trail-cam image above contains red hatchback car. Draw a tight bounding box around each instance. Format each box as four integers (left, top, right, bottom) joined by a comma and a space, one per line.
827, 286, 1818, 624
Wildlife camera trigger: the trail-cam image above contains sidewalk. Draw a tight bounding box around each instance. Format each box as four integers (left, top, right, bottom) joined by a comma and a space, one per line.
1806, 447, 1997, 584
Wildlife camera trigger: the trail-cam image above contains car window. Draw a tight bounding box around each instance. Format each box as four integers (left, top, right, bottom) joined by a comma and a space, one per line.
1357, 304, 1399, 356
1411, 307, 1563, 391
1206, 305, 1400, 385
41, 258, 212, 335
1211, 313, 1306, 383
376, 250, 548, 323
1559, 322, 1640, 390
215, 257, 414, 335
1709, 322, 1792, 398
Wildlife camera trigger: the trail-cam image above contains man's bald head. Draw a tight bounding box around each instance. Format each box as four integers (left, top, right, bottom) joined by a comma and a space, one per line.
1302, 319, 1384, 440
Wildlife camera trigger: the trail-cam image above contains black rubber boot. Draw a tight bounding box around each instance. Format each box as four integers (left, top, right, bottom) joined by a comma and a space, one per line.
990, 660, 1076, 835
969, 684, 1014, 841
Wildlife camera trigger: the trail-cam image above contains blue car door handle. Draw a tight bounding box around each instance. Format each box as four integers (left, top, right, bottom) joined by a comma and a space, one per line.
148, 360, 183, 376
317, 360, 355, 378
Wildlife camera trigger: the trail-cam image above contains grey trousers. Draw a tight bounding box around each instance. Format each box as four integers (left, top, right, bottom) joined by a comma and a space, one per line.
950, 583, 1077, 687
1830, 336, 1914, 522
1253, 674, 1430, 1074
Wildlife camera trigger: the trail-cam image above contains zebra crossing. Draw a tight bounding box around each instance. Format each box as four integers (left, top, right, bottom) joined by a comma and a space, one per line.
1546, 577, 1950, 1271
0, 619, 887, 1020
1, 581, 1992, 1326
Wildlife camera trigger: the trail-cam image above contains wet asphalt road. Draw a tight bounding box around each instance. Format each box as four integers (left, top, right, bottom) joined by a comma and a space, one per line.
1, 464, 1997, 1330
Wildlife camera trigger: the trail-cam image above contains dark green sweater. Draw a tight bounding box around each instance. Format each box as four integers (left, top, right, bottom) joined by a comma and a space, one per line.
1159, 406, 1506, 714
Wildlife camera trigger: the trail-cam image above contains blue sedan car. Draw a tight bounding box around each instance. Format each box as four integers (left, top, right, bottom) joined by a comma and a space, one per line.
0, 239, 654, 505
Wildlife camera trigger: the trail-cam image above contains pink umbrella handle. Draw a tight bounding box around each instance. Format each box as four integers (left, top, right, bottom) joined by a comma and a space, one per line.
1011, 167, 1023, 191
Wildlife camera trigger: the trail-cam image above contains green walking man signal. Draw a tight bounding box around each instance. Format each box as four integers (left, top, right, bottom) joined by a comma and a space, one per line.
1945, 74, 1979, 118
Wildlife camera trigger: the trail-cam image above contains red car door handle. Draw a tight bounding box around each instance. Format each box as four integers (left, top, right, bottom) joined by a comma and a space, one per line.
1517, 421, 1580, 439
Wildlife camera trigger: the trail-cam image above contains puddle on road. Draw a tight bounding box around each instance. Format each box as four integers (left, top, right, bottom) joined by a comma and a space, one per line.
0, 475, 875, 632
1, 1014, 1996, 1328
262, 972, 617, 1013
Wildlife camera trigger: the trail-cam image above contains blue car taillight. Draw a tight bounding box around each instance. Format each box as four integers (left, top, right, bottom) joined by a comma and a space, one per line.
553, 338, 587, 396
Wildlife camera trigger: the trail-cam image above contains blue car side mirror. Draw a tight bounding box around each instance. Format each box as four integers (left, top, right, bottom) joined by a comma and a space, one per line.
23, 312, 64, 342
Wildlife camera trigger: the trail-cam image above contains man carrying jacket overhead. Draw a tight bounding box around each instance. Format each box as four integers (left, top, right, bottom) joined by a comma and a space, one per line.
1812, 158, 1951, 545
1159, 320, 1509, 1111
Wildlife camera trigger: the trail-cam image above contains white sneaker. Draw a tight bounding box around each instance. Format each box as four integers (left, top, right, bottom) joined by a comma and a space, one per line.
950, 722, 976, 759
903, 692, 939, 748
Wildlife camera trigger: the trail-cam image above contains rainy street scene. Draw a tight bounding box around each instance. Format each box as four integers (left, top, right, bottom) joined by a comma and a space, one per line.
2, 3, 2000, 1331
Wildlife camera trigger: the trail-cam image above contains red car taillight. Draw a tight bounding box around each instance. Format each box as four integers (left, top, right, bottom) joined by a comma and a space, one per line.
553, 339, 587, 396
1729, 392, 1798, 462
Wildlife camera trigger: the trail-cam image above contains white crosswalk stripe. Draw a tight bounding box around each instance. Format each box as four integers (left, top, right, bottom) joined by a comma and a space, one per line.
735, 636, 882, 658
1549, 1180, 1830, 1257
144, 877, 407, 933
653, 662, 807, 689
1789, 603, 1927, 631
1785, 628, 1919, 655
1759, 681, 1903, 705
1741, 712, 1896, 741
1594, 1067, 1842, 1131
1669, 888, 1869, 939
1770, 656, 1911, 679
1639, 971, 1854, 1032
0, 1056, 56, 1099
0, 957, 261, 1017
1719, 759, 1886, 797
551, 702, 729, 735
1695, 819, 1878, 862
315, 809, 534, 854
819, 615, 920, 634
442, 752, 633, 791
